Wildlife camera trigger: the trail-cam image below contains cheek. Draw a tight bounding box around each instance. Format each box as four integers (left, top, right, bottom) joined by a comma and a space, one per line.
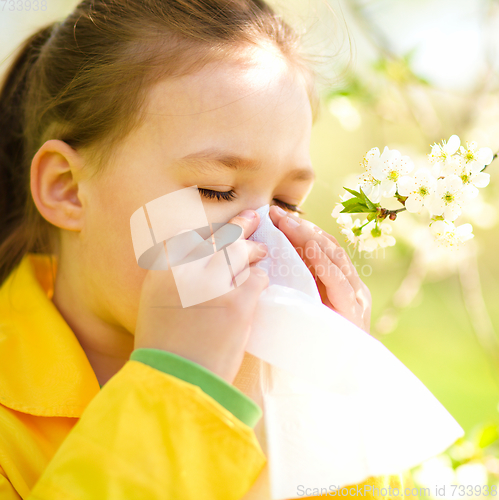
201, 203, 240, 225
81, 183, 149, 332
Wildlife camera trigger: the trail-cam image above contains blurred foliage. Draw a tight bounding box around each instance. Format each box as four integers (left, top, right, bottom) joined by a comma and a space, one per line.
300, 0, 499, 491
411, 421, 499, 496
326, 50, 430, 104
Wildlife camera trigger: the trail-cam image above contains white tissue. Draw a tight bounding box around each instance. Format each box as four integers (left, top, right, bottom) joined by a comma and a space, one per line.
237, 204, 464, 500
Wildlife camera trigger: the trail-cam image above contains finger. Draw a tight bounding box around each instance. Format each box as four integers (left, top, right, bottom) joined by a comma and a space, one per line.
273, 212, 363, 290
212, 239, 267, 279
232, 265, 269, 303
305, 240, 360, 317
246, 241, 268, 264
174, 208, 258, 265
217, 266, 269, 357
269, 205, 339, 243
309, 238, 365, 296
226, 209, 261, 239
271, 208, 336, 250
182, 209, 260, 265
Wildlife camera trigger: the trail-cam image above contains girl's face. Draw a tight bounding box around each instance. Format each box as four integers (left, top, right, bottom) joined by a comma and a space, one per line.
62, 47, 315, 333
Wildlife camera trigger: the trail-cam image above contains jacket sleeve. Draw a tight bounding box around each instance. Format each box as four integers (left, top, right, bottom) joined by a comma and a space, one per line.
28, 358, 267, 500
128, 348, 262, 427
0, 466, 22, 500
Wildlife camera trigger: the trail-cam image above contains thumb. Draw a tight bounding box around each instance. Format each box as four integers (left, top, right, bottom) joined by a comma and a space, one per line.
226, 209, 260, 239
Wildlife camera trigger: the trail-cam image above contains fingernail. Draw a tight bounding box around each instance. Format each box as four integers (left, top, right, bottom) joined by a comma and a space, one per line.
275, 206, 286, 216
258, 243, 268, 256
239, 210, 257, 220
286, 216, 300, 228
313, 225, 323, 234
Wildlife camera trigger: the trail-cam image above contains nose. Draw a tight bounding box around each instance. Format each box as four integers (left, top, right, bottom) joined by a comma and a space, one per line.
240, 194, 274, 213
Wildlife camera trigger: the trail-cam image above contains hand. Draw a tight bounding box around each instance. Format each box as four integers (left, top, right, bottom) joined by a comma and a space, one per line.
133, 210, 269, 384
269, 205, 372, 333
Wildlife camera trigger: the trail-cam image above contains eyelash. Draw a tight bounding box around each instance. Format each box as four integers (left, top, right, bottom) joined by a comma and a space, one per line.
197, 188, 304, 214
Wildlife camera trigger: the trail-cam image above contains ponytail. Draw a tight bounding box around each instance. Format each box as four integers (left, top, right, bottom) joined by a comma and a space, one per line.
0, 23, 56, 286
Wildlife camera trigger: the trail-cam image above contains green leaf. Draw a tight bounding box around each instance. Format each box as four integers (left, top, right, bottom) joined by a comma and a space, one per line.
340, 205, 375, 214
359, 187, 377, 210
343, 187, 362, 198
342, 198, 366, 209
340, 206, 362, 214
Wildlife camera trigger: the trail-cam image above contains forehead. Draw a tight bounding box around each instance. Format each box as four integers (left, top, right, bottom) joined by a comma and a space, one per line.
141, 47, 313, 159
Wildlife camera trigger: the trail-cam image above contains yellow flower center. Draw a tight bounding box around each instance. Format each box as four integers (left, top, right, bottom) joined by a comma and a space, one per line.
387, 170, 398, 182
443, 192, 454, 204
419, 186, 429, 197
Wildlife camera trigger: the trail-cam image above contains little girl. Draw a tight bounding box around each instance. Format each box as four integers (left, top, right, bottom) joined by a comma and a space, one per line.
0, 0, 412, 498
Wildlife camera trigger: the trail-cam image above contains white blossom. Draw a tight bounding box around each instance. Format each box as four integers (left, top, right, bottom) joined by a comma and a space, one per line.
333, 136, 493, 253
369, 146, 414, 198
359, 222, 396, 252
445, 157, 490, 197
458, 141, 494, 166
358, 172, 383, 203
429, 220, 474, 248
331, 203, 344, 218
428, 175, 476, 221
397, 168, 437, 214
337, 214, 364, 247
428, 135, 461, 176
358, 147, 384, 203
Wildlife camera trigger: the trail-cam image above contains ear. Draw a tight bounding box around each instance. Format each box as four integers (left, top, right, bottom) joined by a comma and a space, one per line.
30, 139, 86, 232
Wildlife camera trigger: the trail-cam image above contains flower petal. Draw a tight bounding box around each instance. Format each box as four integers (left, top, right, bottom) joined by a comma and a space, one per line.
431, 163, 442, 177
430, 220, 450, 237
477, 147, 493, 165
443, 203, 461, 221
397, 176, 415, 196
380, 222, 393, 234
468, 161, 483, 175
446, 135, 461, 155
461, 184, 479, 200
382, 235, 396, 247
447, 175, 463, 192
381, 180, 397, 198
371, 163, 386, 181
473, 172, 490, 188
366, 147, 380, 159
370, 185, 383, 203
455, 223, 474, 242
397, 156, 414, 175
405, 195, 424, 214
428, 197, 445, 216
332, 203, 345, 218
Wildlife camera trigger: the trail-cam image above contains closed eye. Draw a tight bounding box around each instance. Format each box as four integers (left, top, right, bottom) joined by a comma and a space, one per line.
197, 188, 304, 214
198, 188, 236, 201
272, 198, 304, 214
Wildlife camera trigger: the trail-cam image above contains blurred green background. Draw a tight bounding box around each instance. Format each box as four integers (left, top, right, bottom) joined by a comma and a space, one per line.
257, 0, 499, 436
1, 0, 498, 491
307, 107, 499, 434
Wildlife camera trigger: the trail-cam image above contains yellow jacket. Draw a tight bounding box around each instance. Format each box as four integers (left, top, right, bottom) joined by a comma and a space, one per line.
0, 253, 412, 499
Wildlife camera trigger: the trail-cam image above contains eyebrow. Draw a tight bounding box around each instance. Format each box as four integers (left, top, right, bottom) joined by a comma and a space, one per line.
176, 148, 315, 182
